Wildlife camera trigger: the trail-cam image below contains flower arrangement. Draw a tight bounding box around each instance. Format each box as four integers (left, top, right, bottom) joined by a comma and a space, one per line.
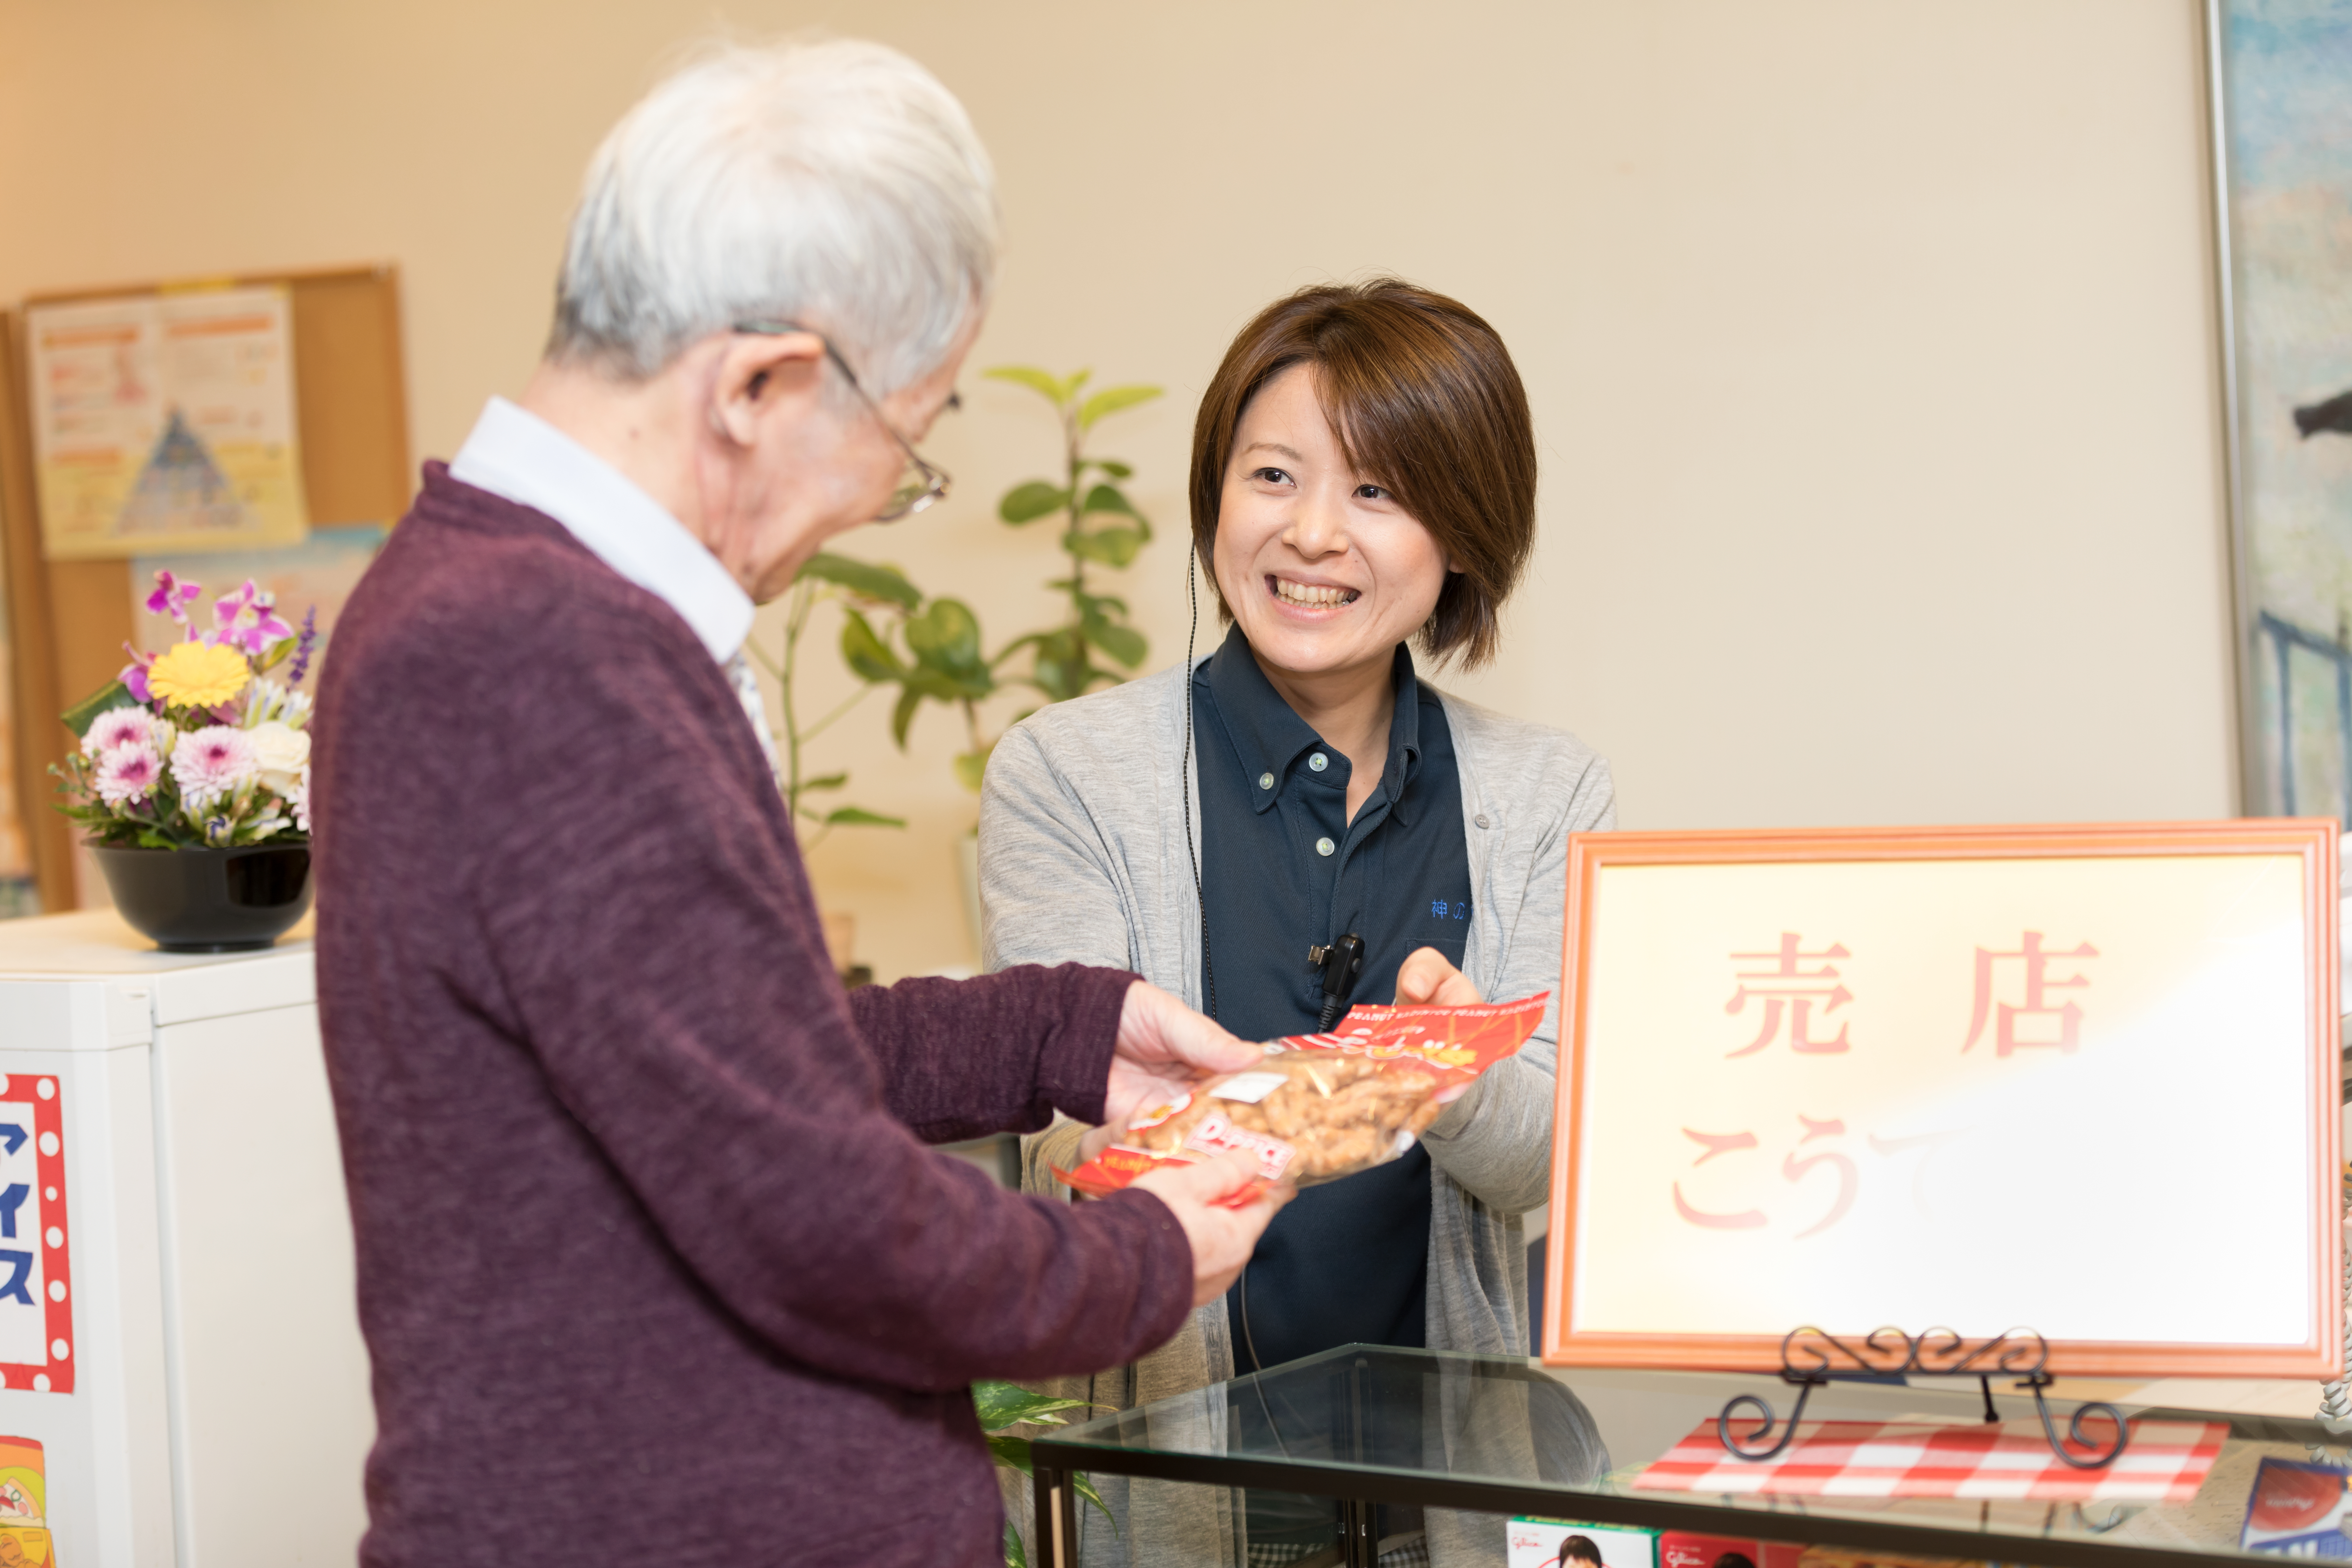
55, 572, 318, 850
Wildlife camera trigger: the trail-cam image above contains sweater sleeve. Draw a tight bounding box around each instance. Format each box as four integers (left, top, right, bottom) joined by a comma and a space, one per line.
462, 618, 1192, 1391
1417, 745, 1616, 1214
847, 964, 1133, 1141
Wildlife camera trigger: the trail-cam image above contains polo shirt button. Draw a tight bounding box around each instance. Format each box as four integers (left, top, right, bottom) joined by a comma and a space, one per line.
1475, 814, 1491, 828
1315, 836, 1336, 856
1259, 772, 1274, 790
1308, 752, 1329, 772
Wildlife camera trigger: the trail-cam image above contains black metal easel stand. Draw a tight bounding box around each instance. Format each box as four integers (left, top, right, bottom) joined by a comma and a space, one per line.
1716, 1327, 2130, 1470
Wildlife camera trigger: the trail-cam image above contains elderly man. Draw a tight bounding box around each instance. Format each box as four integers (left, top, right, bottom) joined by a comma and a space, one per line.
313, 39, 1286, 1568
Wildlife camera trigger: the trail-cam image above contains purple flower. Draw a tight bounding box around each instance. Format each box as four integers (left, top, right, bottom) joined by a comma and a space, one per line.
94, 744, 164, 808
117, 643, 154, 704
287, 607, 319, 686
145, 571, 202, 625
212, 579, 294, 658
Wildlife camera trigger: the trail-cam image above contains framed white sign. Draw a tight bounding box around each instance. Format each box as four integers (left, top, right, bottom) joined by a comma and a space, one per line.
1542, 821, 2341, 1378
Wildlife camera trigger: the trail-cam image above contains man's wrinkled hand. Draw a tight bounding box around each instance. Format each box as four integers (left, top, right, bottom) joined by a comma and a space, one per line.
1103, 980, 1262, 1133
1130, 1150, 1294, 1306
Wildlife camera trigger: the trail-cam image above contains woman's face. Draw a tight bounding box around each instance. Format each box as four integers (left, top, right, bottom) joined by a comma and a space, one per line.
1212, 363, 1452, 688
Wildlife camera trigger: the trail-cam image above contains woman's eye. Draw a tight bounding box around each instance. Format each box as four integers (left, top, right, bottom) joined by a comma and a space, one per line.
1356, 483, 1391, 501
1253, 467, 1293, 486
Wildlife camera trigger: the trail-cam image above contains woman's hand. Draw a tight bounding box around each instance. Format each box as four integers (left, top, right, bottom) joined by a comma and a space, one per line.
1395, 946, 1482, 1007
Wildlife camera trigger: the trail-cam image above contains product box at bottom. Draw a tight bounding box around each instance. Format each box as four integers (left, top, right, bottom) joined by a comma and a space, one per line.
1507, 1520, 1658, 1568
1797, 1549, 1987, 1568
2241, 1458, 2352, 1555
1658, 1533, 1805, 1568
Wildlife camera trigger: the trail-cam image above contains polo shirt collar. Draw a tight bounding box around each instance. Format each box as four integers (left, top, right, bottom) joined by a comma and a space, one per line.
449, 396, 756, 666
1203, 626, 1426, 821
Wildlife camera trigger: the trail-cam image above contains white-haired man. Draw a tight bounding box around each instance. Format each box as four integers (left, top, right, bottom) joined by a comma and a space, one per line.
314, 40, 1286, 1567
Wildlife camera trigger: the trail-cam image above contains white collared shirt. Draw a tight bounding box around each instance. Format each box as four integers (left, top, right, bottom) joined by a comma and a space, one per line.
450, 396, 755, 666
450, 397, 778, 776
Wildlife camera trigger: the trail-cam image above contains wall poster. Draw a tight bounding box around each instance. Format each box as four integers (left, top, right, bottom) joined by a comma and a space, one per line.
2212, 0, 2352, 820
25, 286, 307, 560
1544, 822, 2340, 1379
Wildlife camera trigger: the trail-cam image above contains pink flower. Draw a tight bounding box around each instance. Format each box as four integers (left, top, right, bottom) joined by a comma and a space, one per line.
144, 570, 202, 625
81, 707, 153, 758
213, 580, 294, 658
169, 725, 257, 807
94, 744, 164, 808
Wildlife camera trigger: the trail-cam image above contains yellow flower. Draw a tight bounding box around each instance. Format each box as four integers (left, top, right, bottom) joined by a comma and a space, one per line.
146, 640, 251, 709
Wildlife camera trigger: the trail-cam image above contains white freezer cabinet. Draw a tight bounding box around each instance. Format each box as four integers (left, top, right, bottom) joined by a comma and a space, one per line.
0, 910, 370, 1565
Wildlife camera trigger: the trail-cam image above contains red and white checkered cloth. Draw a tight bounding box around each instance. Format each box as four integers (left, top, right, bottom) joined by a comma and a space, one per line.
1634, 1417, 2228, 1502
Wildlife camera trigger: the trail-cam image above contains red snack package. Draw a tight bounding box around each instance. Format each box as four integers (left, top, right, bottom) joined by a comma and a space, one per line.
1057, 992, 1549, 1197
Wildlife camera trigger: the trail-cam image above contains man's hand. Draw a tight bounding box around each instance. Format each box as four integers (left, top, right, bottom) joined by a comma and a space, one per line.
1104, 980, 1262, 1132
1130, 1150, 1295, 1306
1395, 946, 1482, 1007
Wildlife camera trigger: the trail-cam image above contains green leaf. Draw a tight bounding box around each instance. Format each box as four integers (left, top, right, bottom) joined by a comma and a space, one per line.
839, 610, 905, 683
906, 599, 992, 697
823, 805, 906, 828
1031, 628, 1091, 705
62, 681, 134, 738
1076, 384, 1162, 430
890, 685, 922, 749
1078, 483, 1143, 521
981, 366, 1067, 405
1074, 1471, 1118, 1534
987, 1433, 1034, 1477
1067, 526, 1143, 568
798, 772, 848, 792
1003, 1518, 1028, 1568
1060, 369, 1092, 402
1087, 618, 1148, 668
1093, 458, 1134, 479
974, 1379, 1103, 1431
953, 746, 992, 794
800, 552, 921, 609
999, 481, 1072, 525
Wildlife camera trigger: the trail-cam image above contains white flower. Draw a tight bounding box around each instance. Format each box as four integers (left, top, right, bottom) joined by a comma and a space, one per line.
247, 720, 311, 796
94, 744, 164, 807
81, 707, 153, 758
170, 725, 258, 810
292, 763, 312, 834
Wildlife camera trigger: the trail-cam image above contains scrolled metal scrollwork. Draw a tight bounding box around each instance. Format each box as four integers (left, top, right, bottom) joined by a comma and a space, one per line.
1714, 1325, 2129, 1471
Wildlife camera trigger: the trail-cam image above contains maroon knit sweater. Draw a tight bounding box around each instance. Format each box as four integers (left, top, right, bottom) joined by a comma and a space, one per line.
314, 467, 1192, 1567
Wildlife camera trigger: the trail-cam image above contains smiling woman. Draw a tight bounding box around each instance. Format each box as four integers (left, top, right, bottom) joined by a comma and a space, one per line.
980, 280, 1617, 1568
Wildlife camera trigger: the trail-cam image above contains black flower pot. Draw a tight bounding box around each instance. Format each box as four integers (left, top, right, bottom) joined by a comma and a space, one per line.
91, 844, 314, 954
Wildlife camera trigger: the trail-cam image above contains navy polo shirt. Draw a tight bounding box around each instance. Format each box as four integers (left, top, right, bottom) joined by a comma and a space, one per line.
1193, 625, 1475, 1376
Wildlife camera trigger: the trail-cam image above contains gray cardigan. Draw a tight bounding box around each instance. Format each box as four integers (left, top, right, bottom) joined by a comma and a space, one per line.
979, 657, 1616, 1568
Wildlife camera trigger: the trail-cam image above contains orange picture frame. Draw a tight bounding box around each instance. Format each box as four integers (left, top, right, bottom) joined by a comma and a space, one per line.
1542, 819, 2342, 1378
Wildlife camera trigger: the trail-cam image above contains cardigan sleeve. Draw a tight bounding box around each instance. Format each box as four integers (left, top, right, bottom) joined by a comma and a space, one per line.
462, 622, 1194, 1391
1415, 737, 1616, 1214
846, 962, 1134, 1140
978, 722, 1144, 975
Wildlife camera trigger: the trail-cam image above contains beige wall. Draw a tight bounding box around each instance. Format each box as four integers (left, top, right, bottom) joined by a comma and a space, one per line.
0, 0, 2235, 981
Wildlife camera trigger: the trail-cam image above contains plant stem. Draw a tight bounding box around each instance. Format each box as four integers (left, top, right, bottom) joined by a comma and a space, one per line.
778, 578, 815, 821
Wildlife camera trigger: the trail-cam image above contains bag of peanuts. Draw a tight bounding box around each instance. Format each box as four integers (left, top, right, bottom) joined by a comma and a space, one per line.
1057, 992, 1549, 1196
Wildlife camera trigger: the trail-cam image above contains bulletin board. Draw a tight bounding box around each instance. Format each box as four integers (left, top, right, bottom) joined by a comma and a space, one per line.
0, 264, 410, 913
1543, 819, 2342, 1380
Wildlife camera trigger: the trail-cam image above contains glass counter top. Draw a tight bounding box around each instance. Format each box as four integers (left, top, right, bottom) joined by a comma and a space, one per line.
1028, 1345, 2337, 1568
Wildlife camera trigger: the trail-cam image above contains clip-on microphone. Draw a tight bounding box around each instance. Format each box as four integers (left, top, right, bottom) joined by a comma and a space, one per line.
1307, 932, 1366, 1031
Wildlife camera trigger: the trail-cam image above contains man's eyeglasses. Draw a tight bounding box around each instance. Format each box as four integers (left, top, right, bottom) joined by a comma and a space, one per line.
733, 320, 954, 522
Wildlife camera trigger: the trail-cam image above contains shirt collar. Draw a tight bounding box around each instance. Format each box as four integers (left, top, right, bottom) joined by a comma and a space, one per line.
1202, 626, 1426, 820
448, 396, 755, 665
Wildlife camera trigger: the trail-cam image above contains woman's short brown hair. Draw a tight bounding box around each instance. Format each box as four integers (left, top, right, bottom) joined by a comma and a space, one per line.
1190, 278, 1536, 668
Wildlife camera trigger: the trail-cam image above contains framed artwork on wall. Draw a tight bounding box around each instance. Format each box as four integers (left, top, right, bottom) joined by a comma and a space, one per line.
2210, 0, 2352, 821
1542, 821, 2341, 1378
